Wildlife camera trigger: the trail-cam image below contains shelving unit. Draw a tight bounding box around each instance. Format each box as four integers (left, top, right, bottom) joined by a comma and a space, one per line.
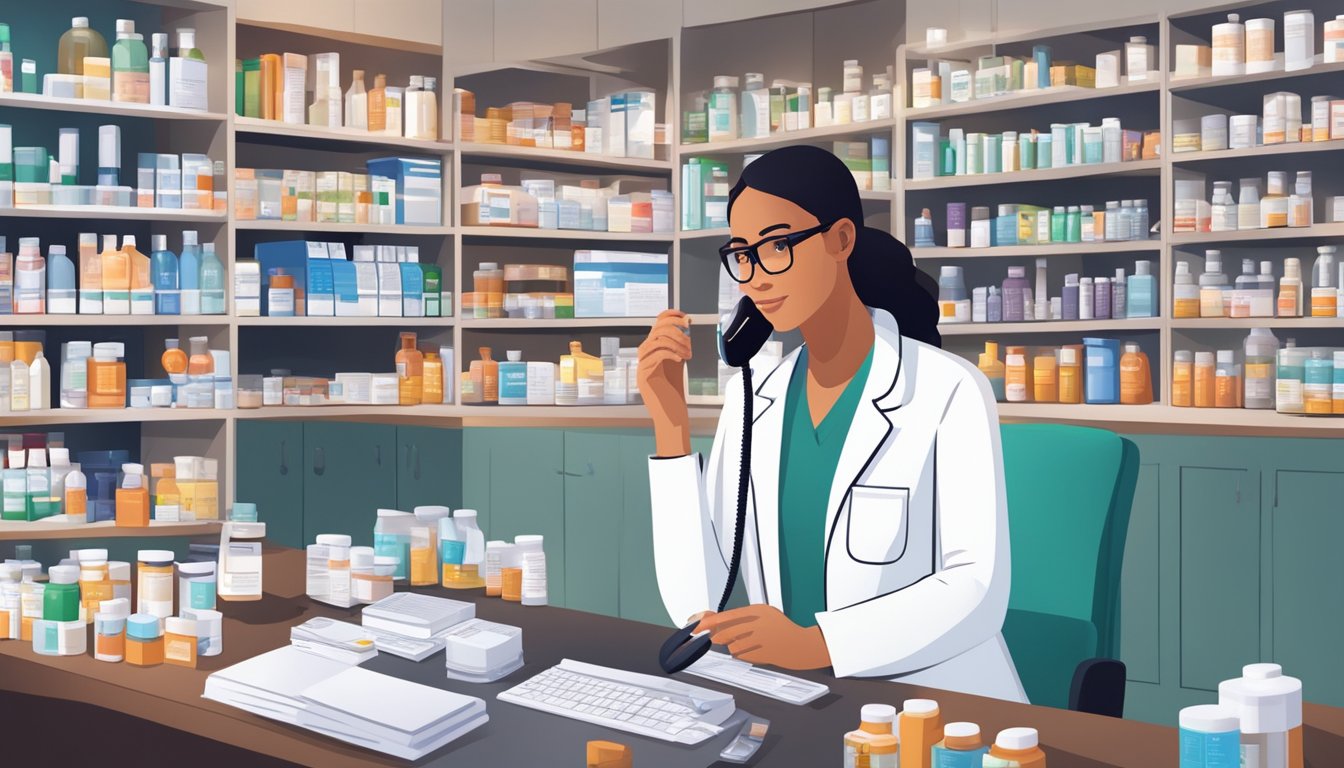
0, 520, 224, 542
0, 206, 228, 222
897, 10, 1344, 436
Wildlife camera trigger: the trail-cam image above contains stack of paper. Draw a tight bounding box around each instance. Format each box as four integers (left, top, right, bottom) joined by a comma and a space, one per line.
442, 619, 524, 682
204, 647, 488, 760
291, 617, 378, 665
361, 592, 474, 639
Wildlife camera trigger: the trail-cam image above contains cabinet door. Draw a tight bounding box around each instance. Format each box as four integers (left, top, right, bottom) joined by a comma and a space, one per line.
563, 430, 623, 618
303, 422, 398, 546
488, 429, 565, 605
236, 421, 304, 549
619, 432, 673, 626
396, 426, 463, 511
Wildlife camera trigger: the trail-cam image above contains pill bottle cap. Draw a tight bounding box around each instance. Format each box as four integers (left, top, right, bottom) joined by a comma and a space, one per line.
995, 727, 1039, 750
137, 550, 174, 565
165, 617, 196, 636
945, 722, 980, 738
903, 699, 938, 715
1180, 705, 1240, 733
49, 565, 79, 584
860, 704, 897, 724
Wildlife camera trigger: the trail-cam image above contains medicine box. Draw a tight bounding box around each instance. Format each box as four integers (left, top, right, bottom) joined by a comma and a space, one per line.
254, 240, 315, 316
573, 250, 669, 318
365, 157, 442, 226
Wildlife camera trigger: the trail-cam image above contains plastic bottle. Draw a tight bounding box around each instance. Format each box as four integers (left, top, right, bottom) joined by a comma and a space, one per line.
1333, 351, 1344, 414
59, 17, 109, 76
122, 236, 153, 316
1119, 343, 1152, 405
1237, 178, 1261, 230
499, 350, 528, 405
1257, 261, 1277, 317
1243, 328, 1279, 410
345, 69, 368, 131
914, 208, 935, 246
1094, 276, 1111, 320
200, 243, 225, 314
368, 74, 388, 133
151, 235, 179, 315
1174, 261, 1199, 318
708, 76, 740, 141
1278, 258, 1303, 317
1173, 350, 1194, 407
1194, 351, 1216, 408
1211, 181, 1237, 231
1218, 664, 1304, 768
1062, 273, 1080, 320
111, 20, 150, 104
115, 463, 149, 527
28, 351, 50, 410
515, 534, 547, 606
420, 76, 439, 141
1079, 277, 1094, 320
987, 286, 1002, 323
899, 699, 942, 768
266, 269, 295, 316
179, 231, 201, 315
1001, 267, 1029, 323
931, 721, 988, 767
1232, 258, 1258, 318
1199, 251, 1230, 318
843, 704, 897, 768
149, 33, 168, 106
186, 336, 213, 376
978, 342, 1010, 403
176, 28, 204, 60
14, 238, 45, 314
1261, 172, 1289, 228
1111, 267, 1127, 320
1215, 350, 1241, 408
1005, 345, 1032, 403
1058, 348, 1082, 404
984, 727, 1048, 767
448, 509, 487, 589
64, 464, 87, 523
422, 347, 444, 404
1310, 246, 1338, 317
1033, 349, 1058, 402
938, 266, 970, 323
1304, 350, 1334, 414
395, 332, 424, 405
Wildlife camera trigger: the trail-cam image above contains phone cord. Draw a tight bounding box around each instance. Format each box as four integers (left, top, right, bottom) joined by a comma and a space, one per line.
716, 365, 752, 613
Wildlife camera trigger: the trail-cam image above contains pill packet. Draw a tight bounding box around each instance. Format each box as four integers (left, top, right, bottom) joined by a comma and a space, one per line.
719, 714, 769, 764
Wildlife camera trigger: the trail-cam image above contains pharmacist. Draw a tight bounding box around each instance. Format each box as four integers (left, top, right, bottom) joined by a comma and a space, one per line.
639, 146, 1026, 703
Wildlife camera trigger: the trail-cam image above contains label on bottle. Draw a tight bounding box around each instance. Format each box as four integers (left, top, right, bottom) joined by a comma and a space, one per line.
1278, 286, 1300, 317
1246, 364, 1273, 402
113, 71, 150, 104
1277, 379, 1304, 412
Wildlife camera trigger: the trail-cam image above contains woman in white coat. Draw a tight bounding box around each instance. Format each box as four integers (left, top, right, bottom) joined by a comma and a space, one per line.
636, 146, 1027, 702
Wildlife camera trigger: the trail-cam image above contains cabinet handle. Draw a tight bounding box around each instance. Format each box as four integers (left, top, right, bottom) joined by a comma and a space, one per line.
413, 444, 421, 481
555, 464, 595, 478
404, 443, 413, 471
375, 444, 382, 466
313, 447, 326, 476
279, 440, 289, 476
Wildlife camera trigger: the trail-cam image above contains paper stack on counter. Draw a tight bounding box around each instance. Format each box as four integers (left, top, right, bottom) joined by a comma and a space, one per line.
361, 592, 474, 639
205, 646, 488, 760
291, 617, 378, 665
443, 619, 524, 682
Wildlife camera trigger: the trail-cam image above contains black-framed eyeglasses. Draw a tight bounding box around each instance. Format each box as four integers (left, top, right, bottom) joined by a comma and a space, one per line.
718, 220, 838, 284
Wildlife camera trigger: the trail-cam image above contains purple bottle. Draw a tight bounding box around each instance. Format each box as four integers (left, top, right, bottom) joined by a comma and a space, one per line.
1002, 266, 1029, 322
1095, 276, 1112, 319
1062, 273, 1080, 320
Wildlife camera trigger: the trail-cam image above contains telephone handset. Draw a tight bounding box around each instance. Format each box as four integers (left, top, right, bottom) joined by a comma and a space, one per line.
658, 297, 774, 675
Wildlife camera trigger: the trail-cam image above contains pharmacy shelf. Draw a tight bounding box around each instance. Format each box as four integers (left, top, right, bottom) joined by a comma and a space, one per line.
859, 189, 893, 201
459, 227, 674, 243
902, 14, 1162, 58
459, 143, 673, 172
904, 159, 1162, 191
1171, 317, 1344, 330
938, 318, 1163, 336
677, 119, 898, 156
997, 402, 1344, 434
1170, 140, 1344, 164
233, 117, 454, 154
460, 317, 662, 329
911, 241, 1162, 259
681, 227, 731, 241
0, 409, 232, 426
0, 206, 227, 223
233, 404, 724, 426
1168, 60, 1344, 94
0, 92, 228, 122
232, 220, 451, 236
0, 315, 229, 327
235, 316, 457, 327
906, 80, 1161, 120
1169, 224, 1344, 245
0, 519, 223, 542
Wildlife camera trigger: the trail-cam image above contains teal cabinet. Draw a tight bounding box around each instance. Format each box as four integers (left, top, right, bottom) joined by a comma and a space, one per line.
563, 431, 624, 617
487, 429, 565, 605
1119, 462, 1161, 686
619, 433, 672, 626
303, 422, 398, 546
1270, 465, 1344, 707
236, 421, 305, 549
397, 426, 463, 510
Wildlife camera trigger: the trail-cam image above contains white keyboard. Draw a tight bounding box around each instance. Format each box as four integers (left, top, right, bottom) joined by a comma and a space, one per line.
684, 651, 831, 705
498, 659, 735, 745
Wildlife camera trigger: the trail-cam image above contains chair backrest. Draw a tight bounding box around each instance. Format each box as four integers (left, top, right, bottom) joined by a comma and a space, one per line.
999, 423, 1139, 709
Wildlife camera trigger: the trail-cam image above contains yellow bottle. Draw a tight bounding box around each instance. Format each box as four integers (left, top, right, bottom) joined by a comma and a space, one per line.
558, 341, 604, 406
1033, 350, 1058, 403
1173, 350, 1193, 407
422, 348, 444, 404
88, 342, 127, 408
1005, 345, 1033, 403
1058, 347, 1082, 404
1194, 351, 1216, 408
163, 616, 198, 668
123, 236, 154, 316
844, 704, 896, 766
115, 463, 149, 527
1120, 343, 1154, 405
899, 699, 942, 768
977, 341, 1006, 402
368, 74, 388, 133
187, 336, 214, 376
396, 332, 424, 405
477, 347, 499, 404
101, 234, 130, 315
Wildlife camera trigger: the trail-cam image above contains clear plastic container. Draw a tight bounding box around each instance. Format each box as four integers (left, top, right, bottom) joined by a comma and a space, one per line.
237, 375, 264, 409
1243, 328, 1279, 410
59, 17, 109, 76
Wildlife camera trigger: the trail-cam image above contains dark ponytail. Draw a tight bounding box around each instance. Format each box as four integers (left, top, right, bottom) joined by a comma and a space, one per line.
726, 145, 941, 348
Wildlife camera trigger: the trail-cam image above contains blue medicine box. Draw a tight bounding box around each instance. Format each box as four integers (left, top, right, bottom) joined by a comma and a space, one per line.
366, 157, 442, 226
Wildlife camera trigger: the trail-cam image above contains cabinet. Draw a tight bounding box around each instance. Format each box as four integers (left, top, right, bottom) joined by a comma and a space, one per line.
302, 422, 398, 547
397, 426, 463, 511
486, 429, 566, 605
236, 421, 305, 549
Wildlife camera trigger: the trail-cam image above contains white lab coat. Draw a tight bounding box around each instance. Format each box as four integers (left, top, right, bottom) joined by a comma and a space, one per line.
648, 308, 1027, 702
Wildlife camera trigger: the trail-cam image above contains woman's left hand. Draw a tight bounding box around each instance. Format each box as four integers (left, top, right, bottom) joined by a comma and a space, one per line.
694, 605, 832, 671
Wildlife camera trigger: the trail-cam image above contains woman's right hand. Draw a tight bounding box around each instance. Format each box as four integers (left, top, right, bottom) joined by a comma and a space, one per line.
638, 309, 693, 457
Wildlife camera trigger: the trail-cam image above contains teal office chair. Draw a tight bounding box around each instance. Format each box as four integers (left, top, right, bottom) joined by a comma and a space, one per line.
999, 423, 1139, 717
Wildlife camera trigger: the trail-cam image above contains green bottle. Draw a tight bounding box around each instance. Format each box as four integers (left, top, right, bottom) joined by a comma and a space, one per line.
200, 242, 225, 314
111, 19, 150, 104
175, 28, 205, 60
43, 565, 81, 622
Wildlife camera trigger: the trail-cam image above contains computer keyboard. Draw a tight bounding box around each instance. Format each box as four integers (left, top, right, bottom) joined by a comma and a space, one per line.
497, 659, 735, 745
684, 651, 831, 705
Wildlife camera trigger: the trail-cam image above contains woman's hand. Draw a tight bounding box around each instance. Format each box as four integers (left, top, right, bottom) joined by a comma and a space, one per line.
693, 606, 832, 671
638, 310, 693, 457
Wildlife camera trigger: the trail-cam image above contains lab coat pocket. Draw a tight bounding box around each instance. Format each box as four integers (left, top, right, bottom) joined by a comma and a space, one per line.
845, 485, 910, 565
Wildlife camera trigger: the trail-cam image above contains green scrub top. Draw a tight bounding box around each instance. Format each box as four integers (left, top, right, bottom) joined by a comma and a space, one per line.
777, 342, 875, 627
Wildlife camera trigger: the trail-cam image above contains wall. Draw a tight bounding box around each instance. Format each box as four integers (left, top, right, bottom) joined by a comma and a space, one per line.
906, 0, 1209, 44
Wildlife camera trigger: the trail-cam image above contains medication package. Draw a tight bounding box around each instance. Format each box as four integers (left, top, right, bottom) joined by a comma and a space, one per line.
442, 618, 524, 682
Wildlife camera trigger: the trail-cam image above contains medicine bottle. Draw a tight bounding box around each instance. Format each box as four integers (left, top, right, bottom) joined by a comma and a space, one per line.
137, 549, 175, 623
1179, 705, 1240, 768
185, 608, 223, 656
411, 505, 450, 587
327, 543, 352, 608
843, 703, 896, 768
930, 721, 988, 767
43, 565, 81, 622
866, 734, 898, 768
177, 560, 216, 613
163, 616, 198, 668
0, 563, 20, 640
350, 546, 378, 603
453, 510, 487, 589
94, 597, 130, 662
1218, 663, 1304, 768
126, 612, 165, 666
984, 727, 1047, 767
484, 540, 507, 597
899, 698, 942, 768
78, 554, 112, 623
370, 557, 397, 602
500, 543, 523, 602
515, 535, 547, 606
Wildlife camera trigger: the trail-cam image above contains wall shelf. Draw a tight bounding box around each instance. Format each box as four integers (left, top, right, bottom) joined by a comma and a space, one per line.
236, 316, 457, 327
0, 315, 229, 327
459, 143, 673, 172
0, 206, 227, 223
938, 318, 1162, 336
1169, 224, 1344, 245
0, 92, 228, 122
1170, 140, 1344, 164
677, 119, 898, 156
911, 241, 1162, 259
0, 409, 232, 426
233, 220, 450, 235
233, 117, 454, 154
459, 227, 674, 243
0, 520, 223, 542
1171, 317, 1344, 330
460, 318, 663, 329
1168, 60, 1344, 94
904, 159, 1162, 191
906, 80, 1161, 120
